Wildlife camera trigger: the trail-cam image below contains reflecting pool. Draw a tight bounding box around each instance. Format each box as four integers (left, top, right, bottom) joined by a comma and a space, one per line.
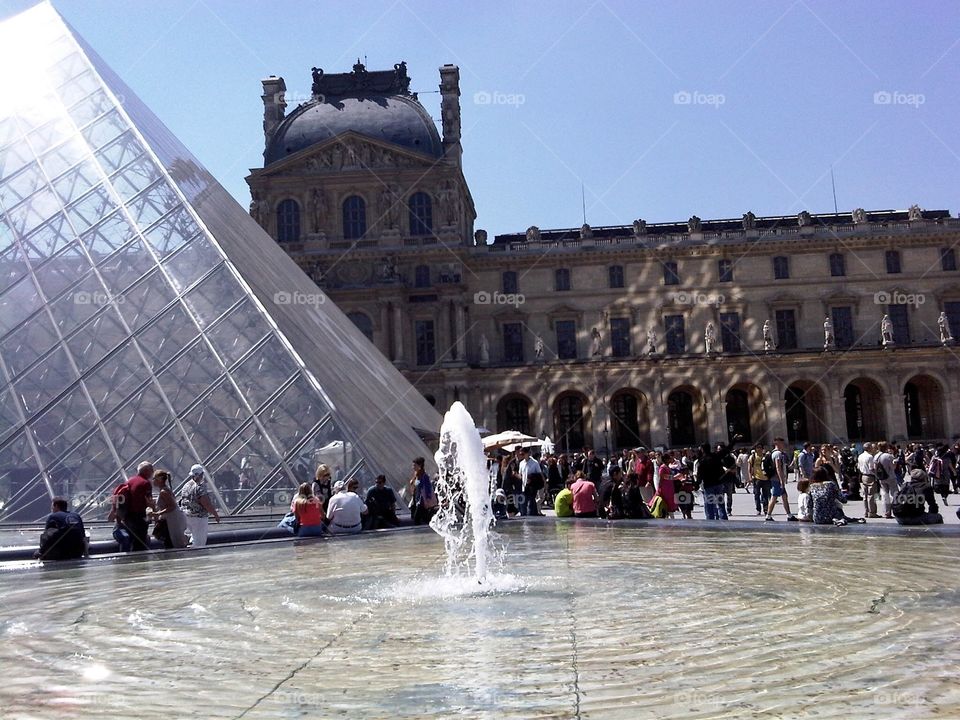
1, 523, 958, 719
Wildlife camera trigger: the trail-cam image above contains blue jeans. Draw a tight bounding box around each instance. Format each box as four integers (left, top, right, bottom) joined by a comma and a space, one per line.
703, 488, 728, 520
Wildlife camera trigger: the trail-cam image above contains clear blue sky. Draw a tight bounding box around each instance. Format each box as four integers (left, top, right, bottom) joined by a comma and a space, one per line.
17, 0, 960, 235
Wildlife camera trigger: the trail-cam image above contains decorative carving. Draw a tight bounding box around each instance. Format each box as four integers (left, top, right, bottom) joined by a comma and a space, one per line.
632, 218, 647, 236
534, 335, 545, 361
852, 207, 868, 224
437, 179, 460, 226
378, 184, 400, 230
881, 314, 894, 347
474, 229, 488, 246
798, 210, 812, 226
742, 211, 756, 230
939, 312, 953, 344
249, 190, 264, 225
590, 327, 602, 357
525, 226, 541, 242
646, 327, 658, 355
379, 255, 399, 281
478, 334, 490, 365
908, 204, 923, 221
704, 321, 717, 354
337, 261, 371, 286
580, 223, 592, 240
823, 316, 834, 351
687, 215, 702, 233
310, 188, 328, 233
310, 60, 413, 98
762, 319, 774, 352
297, 140, 419, 175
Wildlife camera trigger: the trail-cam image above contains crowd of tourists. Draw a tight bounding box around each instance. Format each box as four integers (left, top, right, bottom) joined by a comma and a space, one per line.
490, 437, 955, 527
32, 438, 955, 561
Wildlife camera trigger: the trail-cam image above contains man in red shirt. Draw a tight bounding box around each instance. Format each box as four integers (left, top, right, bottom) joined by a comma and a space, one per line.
121, 462, 156, 551
570, 472, 599, 518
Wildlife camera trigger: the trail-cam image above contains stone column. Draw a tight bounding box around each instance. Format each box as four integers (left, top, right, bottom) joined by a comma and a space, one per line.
378, 302, 391, 360
392, 303, 405, 366
454, 302, 467, 362
650, 373, 669, 448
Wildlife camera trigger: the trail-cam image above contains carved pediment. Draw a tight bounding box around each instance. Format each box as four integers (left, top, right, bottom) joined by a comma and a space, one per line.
260, 132, 438, 177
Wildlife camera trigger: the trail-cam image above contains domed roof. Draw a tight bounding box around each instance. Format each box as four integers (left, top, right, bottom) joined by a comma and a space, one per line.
265, 94, 443, 165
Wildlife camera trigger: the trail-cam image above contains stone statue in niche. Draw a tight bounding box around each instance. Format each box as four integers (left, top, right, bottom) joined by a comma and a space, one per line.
646, 327, 657, 355
939, 312, 953, 344
310, 188, 328, 233
704, 321, 717, 353
823, 316, 835, 350
478, 334, 490, 365
881, 314, 894, 347
762, 319, 774, 352
534, 335, 545, 361
590, 327, 602, 357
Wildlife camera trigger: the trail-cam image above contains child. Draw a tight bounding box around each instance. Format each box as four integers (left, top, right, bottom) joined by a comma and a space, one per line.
796, 479, 812, 522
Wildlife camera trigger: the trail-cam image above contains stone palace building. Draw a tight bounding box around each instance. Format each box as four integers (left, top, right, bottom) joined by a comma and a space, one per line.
246, 61, 960, 453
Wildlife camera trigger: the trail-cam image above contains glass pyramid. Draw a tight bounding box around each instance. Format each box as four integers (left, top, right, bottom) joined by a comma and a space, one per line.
0, 2, 441, 521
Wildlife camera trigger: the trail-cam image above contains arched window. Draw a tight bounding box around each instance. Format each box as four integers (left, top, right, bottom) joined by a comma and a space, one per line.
342, 195, 366, 239
555, 394, 586, 452
408, 192, 433, 236
346, 311, 374, 342
276, 199, 300, 243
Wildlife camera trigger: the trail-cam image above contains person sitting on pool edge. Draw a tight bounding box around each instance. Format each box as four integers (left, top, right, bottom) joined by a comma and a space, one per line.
554, 478, 574, 517
892, 469, 943, 526
293, 483, 327, 537
364, 475, 399, 529
327, 479, 368, 534
35, 497, 87, 561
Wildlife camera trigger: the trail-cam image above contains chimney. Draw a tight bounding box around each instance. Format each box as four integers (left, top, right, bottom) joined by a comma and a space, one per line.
438, 64, 461, 166
261, 75, 286, 160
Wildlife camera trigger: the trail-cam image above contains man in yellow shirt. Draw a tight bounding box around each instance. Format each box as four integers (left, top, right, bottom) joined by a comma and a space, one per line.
554, 479, 574, 517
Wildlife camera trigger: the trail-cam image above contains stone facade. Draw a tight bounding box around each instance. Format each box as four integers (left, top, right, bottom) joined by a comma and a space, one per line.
247, 64, 960, 452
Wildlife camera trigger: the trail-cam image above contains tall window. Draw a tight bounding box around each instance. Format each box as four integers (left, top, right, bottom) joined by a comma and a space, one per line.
342, 195, 366, 239
408, 191, 432, 236
502, 271, 518, 294
414, 264, 431, 288
665, 315, 685, 354
503, 322, 524, 362
501, 397, 531, 435
414, 320, 435, 366
276, 199, 300, 243
888, 303, 910, 344
941, 248, 957, 272
775, 309, 797, 350
832, 306, 854, 349
829, 253, 846, 277
608, 265, 624, 288
556, 320, 577, 360
718, 258, 733, 283
347, 311, 373, 341
663, 260, 680, 285
719, 312, 741, 352
610, 317, 631, 357
885, 250, 901, 274
555, 395, 585, 452
773, 256, 790, 279
555, 268, 571, 291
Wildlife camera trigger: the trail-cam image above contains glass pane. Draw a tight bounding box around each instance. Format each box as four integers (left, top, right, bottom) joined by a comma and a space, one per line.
67, 88, 114, 129
156, 337, 224, 413
0, 275, 42, 336
28, 382, 97, 465
138, 303, 198, 370
204, 421, 284, 513
21, 212, 73, 260
257, 373, 332, 451
38, 133, 91, 178
127, 181, 180, 229
0, 430, 46, 522
65, 184, 117, 233
204, 299, 270, 366
95, 131, 145, 174
181, 263, 243, 328
231, 335, 300, 411
0, 383, 24, 446
111, 154, 162, 202
0, 242, 28, 297
141, 425, 195, 481
46, 271, 112, 337
96, 237, 158, 293
179, 376, 247, 460
142, 204, 200, 257
80, 109, 127, 151
51, 157, 101, 205
82, 342, 151, 417
14, 344, 76, 417
65, 305, 128, 373
116, 268, 176, 330
80, 208, 137, 259
162, 236, 221, 292
33, 242, 93, 301
0, 161, 45, 207
48, 427, 122, 520
101, 384, 173, 464
0, 306, 59, 378
5, 186, 62, 237
294, 418, 360, 485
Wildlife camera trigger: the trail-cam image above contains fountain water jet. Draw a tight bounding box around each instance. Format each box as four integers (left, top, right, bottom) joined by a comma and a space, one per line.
429, 402, 502, 583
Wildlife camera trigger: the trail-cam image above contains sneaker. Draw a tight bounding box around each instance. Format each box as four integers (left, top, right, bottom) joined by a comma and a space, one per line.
756, 511, 762, 516
765, 516, 775, 522
787, 515, 798, 521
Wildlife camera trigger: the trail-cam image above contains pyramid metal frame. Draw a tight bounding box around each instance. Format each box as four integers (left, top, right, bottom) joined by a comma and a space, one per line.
0, 3, 440, 521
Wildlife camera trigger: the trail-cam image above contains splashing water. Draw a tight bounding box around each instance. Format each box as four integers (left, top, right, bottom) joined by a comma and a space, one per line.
429, 402, 503, 583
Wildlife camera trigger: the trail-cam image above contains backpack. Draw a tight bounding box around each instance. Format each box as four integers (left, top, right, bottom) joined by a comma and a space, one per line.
762, 453, 776, 479
892, 482, 923, 517
875, 456, 889, 482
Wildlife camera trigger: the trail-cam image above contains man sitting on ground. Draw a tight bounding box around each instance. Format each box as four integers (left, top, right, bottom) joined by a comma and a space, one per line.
893, 469, 944, 526
365, 475, 399, 529
35, 497, 86, 561
554, 478, 574, 517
